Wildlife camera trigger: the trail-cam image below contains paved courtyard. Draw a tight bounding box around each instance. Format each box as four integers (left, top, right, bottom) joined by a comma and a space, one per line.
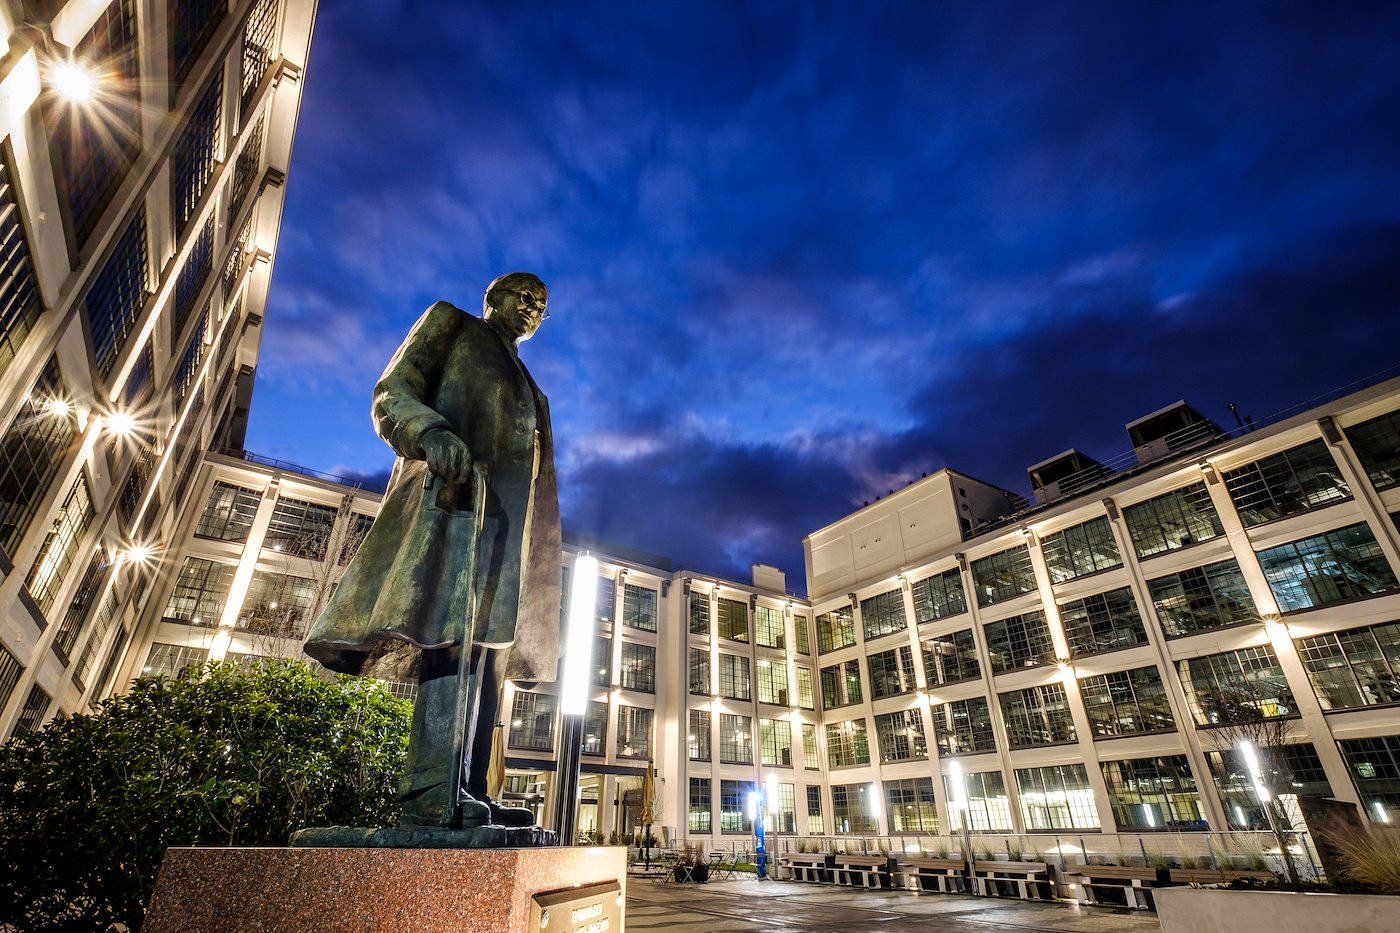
625, 877, 1163, 932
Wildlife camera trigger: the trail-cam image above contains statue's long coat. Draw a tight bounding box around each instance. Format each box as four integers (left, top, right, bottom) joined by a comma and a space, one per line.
304, 301, 562, 683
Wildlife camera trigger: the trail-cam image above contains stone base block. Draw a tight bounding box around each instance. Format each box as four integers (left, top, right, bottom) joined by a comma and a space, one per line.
289, 823, 557, 848
145, 845, 626, 932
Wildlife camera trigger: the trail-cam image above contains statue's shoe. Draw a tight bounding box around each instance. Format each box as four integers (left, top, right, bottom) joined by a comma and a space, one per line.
486, 798, 536, 827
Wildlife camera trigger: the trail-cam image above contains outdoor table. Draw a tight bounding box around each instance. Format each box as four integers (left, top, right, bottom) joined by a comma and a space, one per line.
898, 856, 969, 894
1064, 864, 1161, 908
972, 860, 1051, 900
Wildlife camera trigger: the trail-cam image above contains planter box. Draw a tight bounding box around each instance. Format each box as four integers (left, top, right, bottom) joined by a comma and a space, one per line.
1156, 888, 1400, 933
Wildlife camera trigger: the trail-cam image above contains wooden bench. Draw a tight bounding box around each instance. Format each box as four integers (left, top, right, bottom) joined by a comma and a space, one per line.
898, 856, 968, 894
973, 860, 1052, 900
1064, 864, 1161, 909
779, 853, 829, 883
832, 854, 887, 888
1168, 867, 1275, 886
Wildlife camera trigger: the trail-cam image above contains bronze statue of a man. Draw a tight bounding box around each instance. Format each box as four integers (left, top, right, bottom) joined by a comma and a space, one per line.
303, 273, 561, 833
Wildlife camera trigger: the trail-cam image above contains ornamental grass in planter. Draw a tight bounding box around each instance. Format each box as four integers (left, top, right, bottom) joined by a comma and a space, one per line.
1327, 824, 1400, 895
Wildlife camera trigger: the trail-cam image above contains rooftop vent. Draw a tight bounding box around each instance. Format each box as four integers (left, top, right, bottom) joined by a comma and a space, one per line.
1125, 401, 1223, 465
1027, 448, 1110, 505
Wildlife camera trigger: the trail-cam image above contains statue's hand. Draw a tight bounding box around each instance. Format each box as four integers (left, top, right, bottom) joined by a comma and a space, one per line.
421, 428, 472, 484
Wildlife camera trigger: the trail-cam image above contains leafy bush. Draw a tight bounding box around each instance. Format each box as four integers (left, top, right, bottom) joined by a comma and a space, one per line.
0, 660, 409, 931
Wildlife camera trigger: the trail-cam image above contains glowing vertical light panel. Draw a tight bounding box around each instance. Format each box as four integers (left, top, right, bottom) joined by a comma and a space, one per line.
560, 554, 599, 716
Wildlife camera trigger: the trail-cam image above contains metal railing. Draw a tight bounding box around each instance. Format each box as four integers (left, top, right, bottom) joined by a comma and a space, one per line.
215, 448, 388, 492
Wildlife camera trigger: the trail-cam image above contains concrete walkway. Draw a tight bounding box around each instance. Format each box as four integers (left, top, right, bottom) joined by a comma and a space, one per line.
626, 877, 1163, 932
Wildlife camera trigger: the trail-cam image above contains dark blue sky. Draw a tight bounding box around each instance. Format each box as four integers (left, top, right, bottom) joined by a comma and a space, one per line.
246, 1, 1400, 590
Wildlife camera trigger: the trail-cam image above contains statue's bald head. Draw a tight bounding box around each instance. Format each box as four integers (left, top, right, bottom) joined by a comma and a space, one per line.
483, 272, 548, 342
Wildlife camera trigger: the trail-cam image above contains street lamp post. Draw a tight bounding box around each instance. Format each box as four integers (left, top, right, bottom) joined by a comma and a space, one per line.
552, 554, 599, 846
1238, 740, 1279, 838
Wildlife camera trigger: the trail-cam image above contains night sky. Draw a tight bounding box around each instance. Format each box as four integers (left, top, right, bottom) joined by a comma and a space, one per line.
246, 1, 1400, 592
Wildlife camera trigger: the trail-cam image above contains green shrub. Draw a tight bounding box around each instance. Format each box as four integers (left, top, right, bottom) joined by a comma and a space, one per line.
0, 660, 409, 931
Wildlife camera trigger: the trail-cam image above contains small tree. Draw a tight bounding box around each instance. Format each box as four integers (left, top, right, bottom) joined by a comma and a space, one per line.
1197, 680, 1302, 886
0, 660, 409, 931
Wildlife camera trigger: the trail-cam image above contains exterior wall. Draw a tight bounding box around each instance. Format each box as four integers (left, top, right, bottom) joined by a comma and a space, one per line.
0, 0, 318, 737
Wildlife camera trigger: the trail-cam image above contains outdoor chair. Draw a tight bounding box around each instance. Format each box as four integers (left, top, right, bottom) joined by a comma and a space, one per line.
707, 850, 726, 880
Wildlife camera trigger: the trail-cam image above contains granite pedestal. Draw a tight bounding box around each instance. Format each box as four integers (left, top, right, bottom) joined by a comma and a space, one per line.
145, 845, 626, 932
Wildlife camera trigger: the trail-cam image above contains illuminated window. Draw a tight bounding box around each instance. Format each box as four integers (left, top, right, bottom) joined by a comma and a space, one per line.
229, 114, 264, 225
9, 684, 51, 737
1015, 764, 1100, 830
339, 513, 374, 564
982, 610, 1055, 673
831, 783, 878, 834
911, 567, 967, 622
932, 697, 995, 756
759, 718, 792, 766
884, 777, 938, 833
141, 642, 208, 679
805, 785, 823, 834
1058, 587, 1147, 657
236, 569, 316, 636
795, 665, 815, 709
688, 589, 710, 634
1257, 522, 1398, 612
816, 605, 856, 653
1146, 559, 1257, 637
819, 659, 862, 709
718, 653, 750, 700
1000, 683, 1076, 748
52, 549, 107, 658
921, 629, 980, 685
687, 709, 709, 761
172, 76, 223, 235
85, 211, 148, 377
1079, 666, 1175, 737
970, 545, 1036, 607
615, 705, 652, 759
240, 0, 280, 110
1123, 483, 1223, 560
860, 588, 906, 640
1207, 744, 1331, 829
688, 777, 711, 833
25, 473, 94, 612
0, 152, 43, 377
0, 360, 75, 557
1101, 755, 1206, 831
793, 613, 810, 654
946, 769, 1013, 831
172, 219, 214, 341
622, 583, 656, 632
581, 701, 607, 755
824, 718, 870, 769
162, 557, 234, 626
802, 722, 820, 769
263, 495, 338, 560
867, 645, 917, 699
507, 691, 556, 751
172, 310, 208, 407
1296, 620, 1400, 710
1223, 439, 1349, 527
755, 658, 788, 705
754, 604, 785, 648
1346, 409, 1400, 492
169, 0, 225, 88
719, 713, 752, 764
1179, 646, 1296, 724
619, 641, 654, 693
719, 779, 754, 833
687, 646, 709, 695
717, 597, 748, 641
874, 709, 928, 762
591, 634, 611, 687
1042, 516, 1121, 583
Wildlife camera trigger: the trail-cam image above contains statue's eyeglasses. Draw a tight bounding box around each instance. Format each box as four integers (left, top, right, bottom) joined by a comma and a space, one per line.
519, 291, 549, 319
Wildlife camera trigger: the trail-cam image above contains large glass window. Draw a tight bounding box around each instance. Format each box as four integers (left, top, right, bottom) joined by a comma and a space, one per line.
52, 550, 107, 658
796, 665, 815, 709
760, 718, 793, 766
1223, 440, 1350, 527
26, 473, 94, 612
229, 114, 264, 225
1147, 559, 1257, 637
162, 557, 235, 626
793, 614, 811, 655
1346, 409, 1400, 493
508, 691, 556, 751
719, 653, 751, 700
1079, 666, 1175, 737
1101, 755, 1207, 831
141, 643, 208, 679
766, 783, 797, 834
10, 685, 51, 736
263, 495, 338, 560
237, 570, 317, 637
820, 659, 862, 709
0, 360, 76, 557
688, 647, 710, 695
867, 645, 917, 699
1058, 587, 1148, 657
831, 783, 879, 834
240, 0, 281, 109
825, 718, 871, 768
169, 0, 225, 87
581, 701, 608, 755
949, 770, 1013, 831
999, 683, 1077, 748
719, 713, 753, 764
1296, 620, 1400, 710
1015, 764, 1100, 830
339, 513, 374, 565
172, 75, 223, 235
592, 634, 612, 687
860, 589, 907, 640
595, 578, 616, 627
755, 604, 785, 648
689, 589, 710, 634
720, 780, 754, 833
195, 481, 261, 540
615, 705, 652, 759
802, 723, 820, 769
971, 545, 1037, 607
85, 211, 149, 378
911, 567, 967, 623
1257, 522, 1398, 612
1180, 646, 1296, 724
874, 709, 928, 762
816, 605, 857, 653
756, 658, 789, 705
885, 777, 939, 833
1042, 516, 1122, 583
688, 709, 710, 761
1207, 744, 1332, 829
172, 218, 213, 343
921, 629, 981, 685
983, 610, 1055, 673
622, 583, 656, 631
1123, 483, 1223, 560
932, 697, 996, 756
717, 597, 748, 642
0, 152, 42, 378
806, 785, 823, 834
1339, 736, 1400, 821
688, 777, 711, 833
619, 641, 655, 693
